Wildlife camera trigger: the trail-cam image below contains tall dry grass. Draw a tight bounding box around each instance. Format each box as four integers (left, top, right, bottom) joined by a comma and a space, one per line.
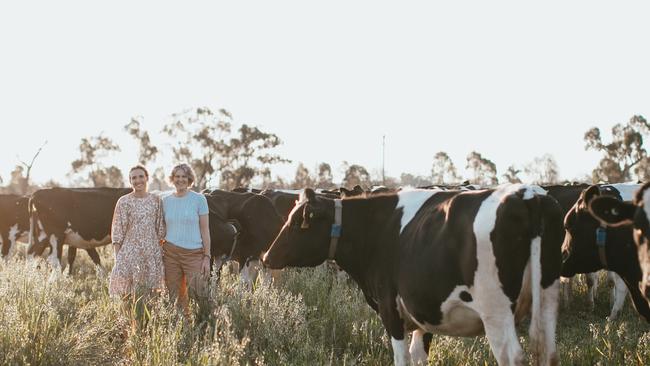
1, 246, 650, 365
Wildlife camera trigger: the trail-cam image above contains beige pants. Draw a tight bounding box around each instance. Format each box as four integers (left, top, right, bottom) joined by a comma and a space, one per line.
162, 242, 208, 310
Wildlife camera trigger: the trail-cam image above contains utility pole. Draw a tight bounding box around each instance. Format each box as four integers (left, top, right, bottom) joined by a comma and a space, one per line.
382, 135, 386, 186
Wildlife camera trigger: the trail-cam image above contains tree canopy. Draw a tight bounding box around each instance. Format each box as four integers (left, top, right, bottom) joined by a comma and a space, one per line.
70, 134, 123, 187
585, 115, 650, 183
466, 151, 498, 186
162, 108, 289, 190
7, 110, 647, 191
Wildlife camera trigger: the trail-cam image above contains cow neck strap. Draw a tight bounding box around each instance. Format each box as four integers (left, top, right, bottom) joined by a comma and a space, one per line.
226, 222, 241, 261
328, 199, 343, 260
596, 225, 608, 269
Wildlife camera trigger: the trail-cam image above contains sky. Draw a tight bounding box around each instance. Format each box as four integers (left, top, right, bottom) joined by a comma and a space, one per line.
1, 1, 649, 187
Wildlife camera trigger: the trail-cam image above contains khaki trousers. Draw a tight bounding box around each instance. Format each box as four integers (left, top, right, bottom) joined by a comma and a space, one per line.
162, 242, 208, 310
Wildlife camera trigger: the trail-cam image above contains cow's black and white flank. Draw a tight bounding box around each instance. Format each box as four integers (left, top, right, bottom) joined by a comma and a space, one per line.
0, 194, 30, 258
588, 182, 650, 304
28, 187, 131, 272
263, 184, 564, 366
560, 183, 650, 321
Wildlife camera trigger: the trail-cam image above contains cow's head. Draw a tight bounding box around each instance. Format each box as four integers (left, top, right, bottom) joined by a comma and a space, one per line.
207, 191, 285, 267
560, 185, 637, 277
263, 188, 335, 269
209, 219, 238, 257
589, 182, 650, 299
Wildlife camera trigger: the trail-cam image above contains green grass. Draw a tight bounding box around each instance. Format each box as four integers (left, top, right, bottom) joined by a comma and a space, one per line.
1, 246, 649, 365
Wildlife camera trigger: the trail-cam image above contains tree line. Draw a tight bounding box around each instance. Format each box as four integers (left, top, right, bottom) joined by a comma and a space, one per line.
1, 111, 649, 195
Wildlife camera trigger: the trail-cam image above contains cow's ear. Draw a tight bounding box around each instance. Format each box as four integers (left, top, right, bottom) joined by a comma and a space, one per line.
304, 188, 317, 202
580, 185, 601, 209
301, 205, 311, 229
589, 196, 635, 227
635, 182, 650, 204
305, 203, 328, 218
300, 202, 326, 229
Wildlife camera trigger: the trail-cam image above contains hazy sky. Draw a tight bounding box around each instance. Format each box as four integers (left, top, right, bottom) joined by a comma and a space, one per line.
1, 1, 648, 186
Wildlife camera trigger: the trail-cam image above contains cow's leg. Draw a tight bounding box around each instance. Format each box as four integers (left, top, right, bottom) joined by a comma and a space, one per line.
559, 276, 572, 307
29, 240, 47, 256
379, 298, 409, 366
408, 329, 429, 365
626, 276, 650, 321
585, 272, 599, 311
269, 269, 282, 283
67, 246, 77, 274
608, 272, 627, 321
28, 225, 46, 257
481, 311, 524, 366
86, 248, 102, 266
390, 337, 409, 366
538, 280, 560, 366
255, 263, 278, 286
0, 233, 8, 258
422, 333, 432, 357
29, 219, 49, 258
8, 226, 23, 258
46, 234, 63, 270
531, 229, 560, 366
240, 258, 260, 287
211, 255, 226, 280
8, 238, 17, 258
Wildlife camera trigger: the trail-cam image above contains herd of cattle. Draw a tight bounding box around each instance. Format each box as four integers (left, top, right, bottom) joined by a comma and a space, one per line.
1, 181, 649, 365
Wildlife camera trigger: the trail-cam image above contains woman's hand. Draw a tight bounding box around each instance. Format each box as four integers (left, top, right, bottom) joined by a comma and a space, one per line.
201, 255, 211, 276
198, 214, 211, 277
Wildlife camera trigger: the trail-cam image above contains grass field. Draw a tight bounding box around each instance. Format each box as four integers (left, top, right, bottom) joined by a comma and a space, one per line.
1, 245, 650, 365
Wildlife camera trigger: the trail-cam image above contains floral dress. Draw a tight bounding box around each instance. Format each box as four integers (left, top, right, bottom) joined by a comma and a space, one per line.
109, 193, 166, 297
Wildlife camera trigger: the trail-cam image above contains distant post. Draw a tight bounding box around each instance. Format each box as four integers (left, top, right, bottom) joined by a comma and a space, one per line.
382, 135, 386, 186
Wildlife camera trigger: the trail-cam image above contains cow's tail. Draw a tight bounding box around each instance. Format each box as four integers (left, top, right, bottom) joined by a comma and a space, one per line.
526, 192, 562, 366
28, 196, 36, 254
515, 193, 542, 365
27, 196, 41, 256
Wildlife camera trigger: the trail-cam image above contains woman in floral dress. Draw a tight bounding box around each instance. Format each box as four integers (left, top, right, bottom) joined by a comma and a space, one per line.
109, 165, 166, 297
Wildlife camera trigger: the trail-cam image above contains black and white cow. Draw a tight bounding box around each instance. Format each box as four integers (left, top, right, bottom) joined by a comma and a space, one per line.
560, 183, 650, 321
0, 194, 30, 258
205, 189, 284, 283
588, 182, 650, 303
28, 187, 131, 272
545, 183, 629, 319
263, 185, 564, 365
